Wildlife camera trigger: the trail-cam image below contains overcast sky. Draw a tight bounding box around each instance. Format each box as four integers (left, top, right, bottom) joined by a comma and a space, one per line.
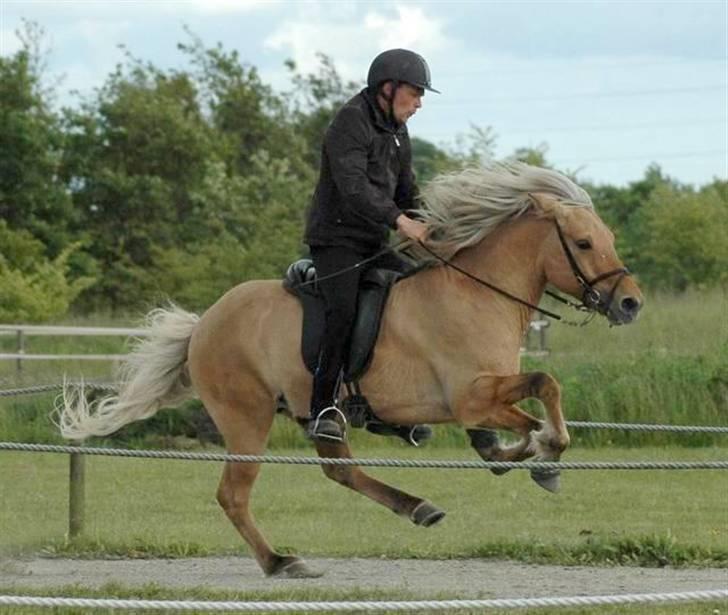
1, 0, 726, 187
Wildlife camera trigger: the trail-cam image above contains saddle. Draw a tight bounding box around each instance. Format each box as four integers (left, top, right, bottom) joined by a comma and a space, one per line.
282, 259, 430, 446
283, 259, 400, 381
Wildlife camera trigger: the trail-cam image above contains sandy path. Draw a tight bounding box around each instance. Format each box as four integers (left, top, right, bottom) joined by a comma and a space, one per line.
1, 557, 726, 599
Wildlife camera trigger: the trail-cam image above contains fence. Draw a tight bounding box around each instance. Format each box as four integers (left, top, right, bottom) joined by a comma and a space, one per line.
0, 324, 147, 375
0, 321, 554, 373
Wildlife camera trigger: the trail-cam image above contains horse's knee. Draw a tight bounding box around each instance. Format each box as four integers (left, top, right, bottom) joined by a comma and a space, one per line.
527, 371, 560, 403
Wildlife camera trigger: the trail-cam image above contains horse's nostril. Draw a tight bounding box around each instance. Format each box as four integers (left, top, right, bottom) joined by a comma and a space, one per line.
621, 296, 640, 314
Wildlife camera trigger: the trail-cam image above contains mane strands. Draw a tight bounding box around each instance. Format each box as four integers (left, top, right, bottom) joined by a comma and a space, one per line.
414, 162, 593, 260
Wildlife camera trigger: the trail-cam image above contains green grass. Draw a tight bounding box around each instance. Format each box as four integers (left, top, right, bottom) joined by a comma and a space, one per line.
0, 583, 725, 615
1, 444, 726, 567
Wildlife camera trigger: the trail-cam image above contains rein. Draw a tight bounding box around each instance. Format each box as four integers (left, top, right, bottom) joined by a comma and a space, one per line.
416, 242, 563, 321
417, 221, 630, 326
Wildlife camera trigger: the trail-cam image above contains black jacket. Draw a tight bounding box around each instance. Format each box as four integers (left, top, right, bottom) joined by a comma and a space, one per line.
304, 88, 418, 251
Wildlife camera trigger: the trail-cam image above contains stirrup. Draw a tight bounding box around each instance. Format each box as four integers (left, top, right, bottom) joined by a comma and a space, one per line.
308, 406, 347, 443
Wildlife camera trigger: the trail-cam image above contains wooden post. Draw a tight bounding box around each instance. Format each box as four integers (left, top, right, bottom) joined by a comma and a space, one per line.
539, 321, 549, 353
16, 329, 24, 376
69, 444, 85, 538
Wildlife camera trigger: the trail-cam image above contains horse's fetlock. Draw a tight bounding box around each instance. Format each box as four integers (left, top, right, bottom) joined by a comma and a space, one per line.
551, 433, 570, 452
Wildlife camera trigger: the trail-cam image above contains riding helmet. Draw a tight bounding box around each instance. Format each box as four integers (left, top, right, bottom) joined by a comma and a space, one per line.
367, 49, 440, 94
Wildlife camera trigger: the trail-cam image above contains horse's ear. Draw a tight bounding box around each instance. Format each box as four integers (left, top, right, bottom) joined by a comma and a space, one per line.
528, 192, 561, 218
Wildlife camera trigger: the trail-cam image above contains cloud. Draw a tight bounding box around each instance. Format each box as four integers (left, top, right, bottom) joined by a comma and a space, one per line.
264, 2, 447, 80
364, 5, 446, 52
174, 0, 279, 14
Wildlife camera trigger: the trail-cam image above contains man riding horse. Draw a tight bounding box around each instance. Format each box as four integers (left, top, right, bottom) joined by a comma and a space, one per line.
304, 49, 437, 442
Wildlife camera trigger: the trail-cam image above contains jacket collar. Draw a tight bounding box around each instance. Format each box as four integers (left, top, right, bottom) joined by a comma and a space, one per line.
360, 87, 404, 134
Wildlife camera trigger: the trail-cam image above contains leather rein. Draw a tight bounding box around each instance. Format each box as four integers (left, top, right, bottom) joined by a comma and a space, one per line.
417, 221, 630, 326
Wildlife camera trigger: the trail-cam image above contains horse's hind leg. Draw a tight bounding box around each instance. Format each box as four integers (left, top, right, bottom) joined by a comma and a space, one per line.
314, 439, 445, 527
208, 394, 320, 578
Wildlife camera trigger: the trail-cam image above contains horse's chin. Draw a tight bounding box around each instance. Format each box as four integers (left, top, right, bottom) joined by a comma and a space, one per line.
605, 308, 638, 326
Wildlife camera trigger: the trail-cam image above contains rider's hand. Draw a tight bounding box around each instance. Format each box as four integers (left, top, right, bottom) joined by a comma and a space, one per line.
395, 214, 428, 243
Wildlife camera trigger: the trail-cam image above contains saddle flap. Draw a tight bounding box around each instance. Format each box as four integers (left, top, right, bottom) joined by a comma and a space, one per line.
282, 260, 401, 380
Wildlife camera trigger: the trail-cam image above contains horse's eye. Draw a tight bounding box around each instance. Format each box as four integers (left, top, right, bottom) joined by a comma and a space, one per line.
576, 239, 592, 250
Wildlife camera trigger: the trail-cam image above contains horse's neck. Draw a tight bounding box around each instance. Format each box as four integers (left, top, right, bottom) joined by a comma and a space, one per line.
423, 216, 550, 339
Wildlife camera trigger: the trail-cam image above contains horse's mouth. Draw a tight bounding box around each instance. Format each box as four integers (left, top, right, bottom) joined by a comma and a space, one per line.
605, 303, 641, 326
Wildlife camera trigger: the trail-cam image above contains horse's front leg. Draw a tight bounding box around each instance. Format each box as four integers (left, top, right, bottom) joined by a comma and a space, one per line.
455, 371, 570, 492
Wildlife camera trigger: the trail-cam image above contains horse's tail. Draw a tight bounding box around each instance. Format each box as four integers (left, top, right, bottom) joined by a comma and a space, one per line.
56, 304, 200, 440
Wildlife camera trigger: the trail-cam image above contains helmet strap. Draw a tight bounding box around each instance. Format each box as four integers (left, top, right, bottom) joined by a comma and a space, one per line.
381, 80, 399, 126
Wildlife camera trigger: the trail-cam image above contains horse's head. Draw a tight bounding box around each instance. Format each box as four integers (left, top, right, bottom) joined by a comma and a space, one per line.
529, 192, 643, 325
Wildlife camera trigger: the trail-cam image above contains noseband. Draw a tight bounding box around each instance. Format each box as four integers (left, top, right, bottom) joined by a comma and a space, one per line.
553, 222, 630, 315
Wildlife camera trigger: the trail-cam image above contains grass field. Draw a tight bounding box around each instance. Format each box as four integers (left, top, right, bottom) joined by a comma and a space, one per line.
1, 443, 726, 566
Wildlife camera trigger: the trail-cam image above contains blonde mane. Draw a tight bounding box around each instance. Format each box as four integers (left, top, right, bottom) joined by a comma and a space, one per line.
413, 162, 593, 260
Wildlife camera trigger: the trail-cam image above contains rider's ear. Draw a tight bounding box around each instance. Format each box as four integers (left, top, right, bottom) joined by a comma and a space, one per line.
528, 192, 561, 217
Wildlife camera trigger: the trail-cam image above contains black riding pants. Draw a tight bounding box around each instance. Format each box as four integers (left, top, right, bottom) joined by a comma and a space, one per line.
309, 245, 410, 416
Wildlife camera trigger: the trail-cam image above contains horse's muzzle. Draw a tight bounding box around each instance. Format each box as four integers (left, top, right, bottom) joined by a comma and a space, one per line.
606, 293, 643, 325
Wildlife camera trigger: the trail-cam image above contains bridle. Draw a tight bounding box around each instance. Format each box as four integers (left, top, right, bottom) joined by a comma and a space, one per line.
418, 220, 631, 326
552, 222, 630, 317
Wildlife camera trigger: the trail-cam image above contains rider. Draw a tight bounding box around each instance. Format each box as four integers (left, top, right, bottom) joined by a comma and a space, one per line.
304, 49, 439, 442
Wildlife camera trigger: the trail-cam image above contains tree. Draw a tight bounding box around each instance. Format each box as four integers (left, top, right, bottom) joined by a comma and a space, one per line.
61, 53, 215, 310
0, 21, 76, 255
638, 181, 728, 290
0, 221, 93, 322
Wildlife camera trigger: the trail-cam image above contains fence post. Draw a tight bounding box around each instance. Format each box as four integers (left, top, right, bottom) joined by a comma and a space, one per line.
16, 328, 24, 376
69, 443, 85, 538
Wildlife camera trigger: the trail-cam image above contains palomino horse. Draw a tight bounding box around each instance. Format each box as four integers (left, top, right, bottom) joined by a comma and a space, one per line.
58, 163, 643, 578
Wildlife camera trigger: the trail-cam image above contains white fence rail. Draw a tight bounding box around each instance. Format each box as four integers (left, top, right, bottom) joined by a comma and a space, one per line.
0, 324, 148, 374
0, 322, 552, 373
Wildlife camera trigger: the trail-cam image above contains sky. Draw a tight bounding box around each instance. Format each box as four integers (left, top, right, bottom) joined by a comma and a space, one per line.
1, 0, 726, 187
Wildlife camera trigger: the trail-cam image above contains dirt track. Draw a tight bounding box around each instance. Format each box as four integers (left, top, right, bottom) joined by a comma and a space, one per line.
2, 556, 726, 599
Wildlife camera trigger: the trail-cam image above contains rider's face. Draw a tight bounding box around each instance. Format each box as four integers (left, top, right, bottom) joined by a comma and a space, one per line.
383, 83, 424, 125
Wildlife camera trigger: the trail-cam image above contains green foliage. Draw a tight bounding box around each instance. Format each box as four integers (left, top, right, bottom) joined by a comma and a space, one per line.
638, 181, 728, 289
0, 221, 93, 322
0, 21, 76, 255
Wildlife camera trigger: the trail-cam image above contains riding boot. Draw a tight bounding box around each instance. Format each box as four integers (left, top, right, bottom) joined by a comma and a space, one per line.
306, 406, 346, 442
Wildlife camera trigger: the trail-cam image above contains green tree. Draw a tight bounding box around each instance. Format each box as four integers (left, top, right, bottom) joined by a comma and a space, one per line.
0, 221, 93, 322
61, 53, 214, 310
0, 21, 76, 255
639, 181, 728, 290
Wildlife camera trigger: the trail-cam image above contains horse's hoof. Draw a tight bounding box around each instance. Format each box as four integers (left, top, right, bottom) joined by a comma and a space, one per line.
530, 468, 561, 493
490, 466, 511, 476
269, 556, 323, 579
411, 501, 446, 527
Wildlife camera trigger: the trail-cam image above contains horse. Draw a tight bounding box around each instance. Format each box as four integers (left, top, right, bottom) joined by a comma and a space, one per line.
57, 162, 643, 578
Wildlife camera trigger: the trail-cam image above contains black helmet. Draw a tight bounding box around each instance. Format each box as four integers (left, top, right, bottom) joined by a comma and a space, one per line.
367, 49, 440, 94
